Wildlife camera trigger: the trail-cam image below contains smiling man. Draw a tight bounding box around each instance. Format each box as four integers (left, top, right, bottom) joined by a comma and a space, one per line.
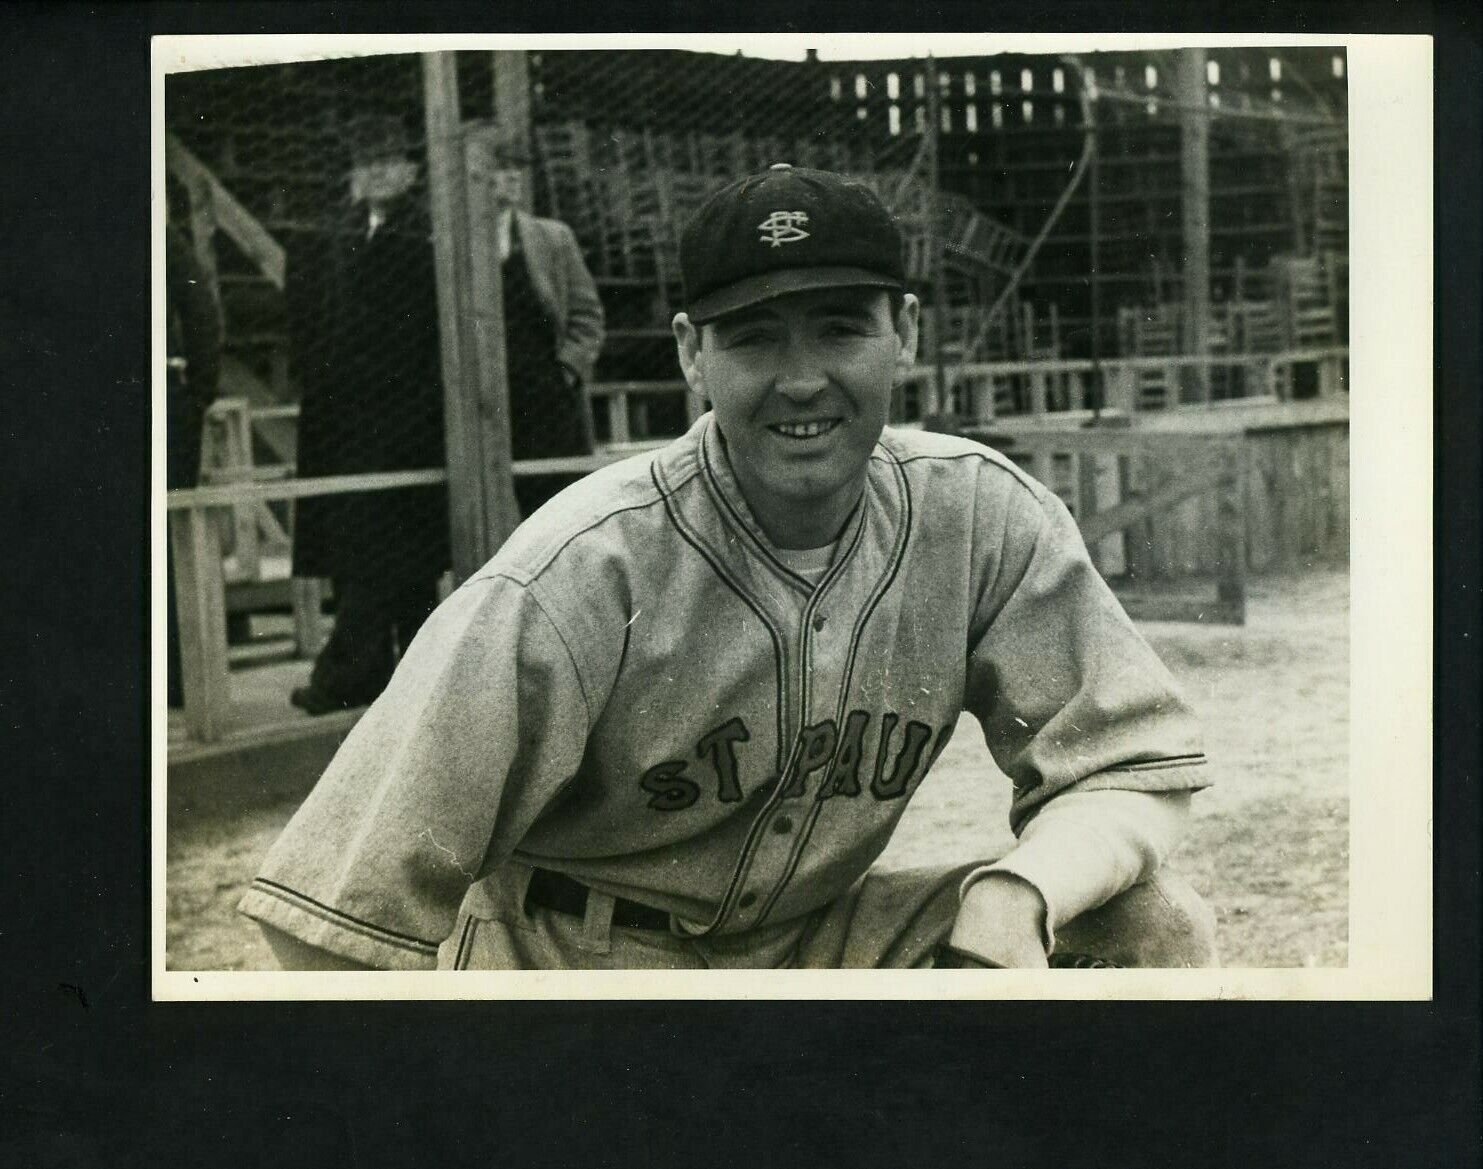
243, 165, 1218, 971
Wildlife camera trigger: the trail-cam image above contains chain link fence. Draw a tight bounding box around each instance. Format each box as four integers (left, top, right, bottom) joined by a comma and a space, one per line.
163, 45, 1348, 742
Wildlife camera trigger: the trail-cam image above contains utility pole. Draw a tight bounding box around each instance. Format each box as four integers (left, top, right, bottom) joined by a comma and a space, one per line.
1175, 48, 1212, 403
1087, 75, 1103, 421
422, 52, 521, 582
924, 55, 947, 419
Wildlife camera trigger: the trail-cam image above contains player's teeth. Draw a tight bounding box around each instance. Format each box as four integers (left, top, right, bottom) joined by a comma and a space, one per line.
774, 420, 835, 437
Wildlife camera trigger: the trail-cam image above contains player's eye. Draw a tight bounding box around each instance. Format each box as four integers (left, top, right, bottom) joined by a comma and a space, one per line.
820, 320, 868, 340
719, 330, 772, 349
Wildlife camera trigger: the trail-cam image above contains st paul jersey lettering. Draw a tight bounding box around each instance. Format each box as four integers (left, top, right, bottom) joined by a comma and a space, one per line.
640, 711, 952, 811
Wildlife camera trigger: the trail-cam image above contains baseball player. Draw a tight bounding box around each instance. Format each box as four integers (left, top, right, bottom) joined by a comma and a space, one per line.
242, 165, 1216, 971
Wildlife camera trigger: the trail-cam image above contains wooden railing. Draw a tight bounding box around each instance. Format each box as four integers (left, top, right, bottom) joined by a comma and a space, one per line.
900, 346, 1348, 421
166, 133, 286, 291
960, 427, 1250, 624
167, 470, 447, 745
167, 445, 671, 748
171, 353, 1349, 749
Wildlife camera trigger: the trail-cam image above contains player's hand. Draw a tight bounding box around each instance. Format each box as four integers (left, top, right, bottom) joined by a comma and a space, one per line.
945, 873, 1050, 969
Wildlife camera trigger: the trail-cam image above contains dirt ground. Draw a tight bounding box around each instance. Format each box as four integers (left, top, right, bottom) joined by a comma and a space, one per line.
166, 566, 1349, 971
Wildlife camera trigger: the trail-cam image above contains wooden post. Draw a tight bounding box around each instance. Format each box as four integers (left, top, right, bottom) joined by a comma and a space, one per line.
424, 52, 488, 582
463, 124, 524, 548
1105, 363, 1135, 414
492, 50, 533, 162
925, 55, 947, 419
1027, 369, 1049, 417
1076, 451, 1101, 570
170, 507, 231, 742
1317, 352, 1341, 397
424, 55, 521, 581
606, 391, 631, 445
1213, 440, 1248, 623
1175, 49, 1212, 404
185, 175, 221, 307
227, 401, 260, 580
974, 373, 995, 423
1030, 446, 1054, 491
291, 578, 327, 659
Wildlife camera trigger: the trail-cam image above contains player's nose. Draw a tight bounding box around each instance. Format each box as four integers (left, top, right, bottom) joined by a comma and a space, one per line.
775, 374, 829, 404
773, 346, 829, 404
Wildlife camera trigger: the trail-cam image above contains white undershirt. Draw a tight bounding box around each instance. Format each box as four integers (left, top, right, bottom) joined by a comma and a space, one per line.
771, 539, 840, 587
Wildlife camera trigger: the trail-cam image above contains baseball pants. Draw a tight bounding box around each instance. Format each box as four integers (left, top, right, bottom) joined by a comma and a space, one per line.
437, 860, 1219, 970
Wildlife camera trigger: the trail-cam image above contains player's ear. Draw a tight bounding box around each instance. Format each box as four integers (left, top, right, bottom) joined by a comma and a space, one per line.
673, 312, 707, 398
892, 293, 921, 385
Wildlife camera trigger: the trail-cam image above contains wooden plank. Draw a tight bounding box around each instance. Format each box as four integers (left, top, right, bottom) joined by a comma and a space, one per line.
228, 403, 260, 580
1027, 369, 1048, 417
170, 508, 231, 743
166, 133, 286, 290
491, 51, 533, 160
167, 468, 448, 510
1213, 442, 1247, 622
1169, 495, 1195, 576
464, 124, 524, 550
1080, 460, 1218, 545
1294, 431, 1315, 563
185, 172, 220, 304
1175, 49, 1212, 405
1104, 366, 1136, 414
606, 391, 631, 444
168, 707, 364, 767
1278, 432, 1304, 567
1300, 430, 1321, 560
1244, 437, 1271, 572
423, 51, 486, 582
1029, 449, 1054, 490
1311, 429, 1333, 553
589, 379, 689, 397
1090, 451, 1126, 575
1117, 455, 1147, 580
291, 577, 328, 659
985, 428, 1218, 458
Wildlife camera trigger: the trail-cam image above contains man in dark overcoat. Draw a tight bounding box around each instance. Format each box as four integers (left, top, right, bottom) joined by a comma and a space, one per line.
287, 115, 450, 713
288, 117, 604, 714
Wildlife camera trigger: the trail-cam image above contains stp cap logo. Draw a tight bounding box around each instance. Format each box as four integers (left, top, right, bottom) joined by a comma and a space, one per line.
757, 210, 811, 247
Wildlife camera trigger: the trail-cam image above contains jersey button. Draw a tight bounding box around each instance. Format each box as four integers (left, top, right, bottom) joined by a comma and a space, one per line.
738, 891, 758, 908
772, 816, 794, 834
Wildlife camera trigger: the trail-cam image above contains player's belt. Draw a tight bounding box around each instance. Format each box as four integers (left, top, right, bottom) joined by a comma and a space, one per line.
524, 868, 671, 932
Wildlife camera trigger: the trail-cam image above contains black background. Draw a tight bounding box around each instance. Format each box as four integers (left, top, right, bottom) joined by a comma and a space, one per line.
2, 3, 1477, 1166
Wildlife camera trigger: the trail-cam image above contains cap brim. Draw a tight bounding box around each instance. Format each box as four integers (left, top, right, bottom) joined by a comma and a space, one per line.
686, 266, 903, 325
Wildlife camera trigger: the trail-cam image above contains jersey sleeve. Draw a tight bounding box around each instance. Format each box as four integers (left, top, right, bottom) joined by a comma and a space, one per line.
237, 575, 593, 969
965, 481, 1209, 832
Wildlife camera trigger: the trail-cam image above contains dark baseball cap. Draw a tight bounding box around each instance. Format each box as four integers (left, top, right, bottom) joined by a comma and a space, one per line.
680, 164, 905, 325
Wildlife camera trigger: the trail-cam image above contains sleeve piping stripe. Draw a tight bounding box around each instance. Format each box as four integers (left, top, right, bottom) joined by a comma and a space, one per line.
250, 878, 440, 955
1101, 754, 1208, 773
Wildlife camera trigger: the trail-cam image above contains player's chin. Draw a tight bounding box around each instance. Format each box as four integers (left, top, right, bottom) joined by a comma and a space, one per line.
771, 458, 866, 504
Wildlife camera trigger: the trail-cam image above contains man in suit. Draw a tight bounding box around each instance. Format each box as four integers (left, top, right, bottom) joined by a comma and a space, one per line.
287, 120, 604, 715
486, 141, 606, 518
